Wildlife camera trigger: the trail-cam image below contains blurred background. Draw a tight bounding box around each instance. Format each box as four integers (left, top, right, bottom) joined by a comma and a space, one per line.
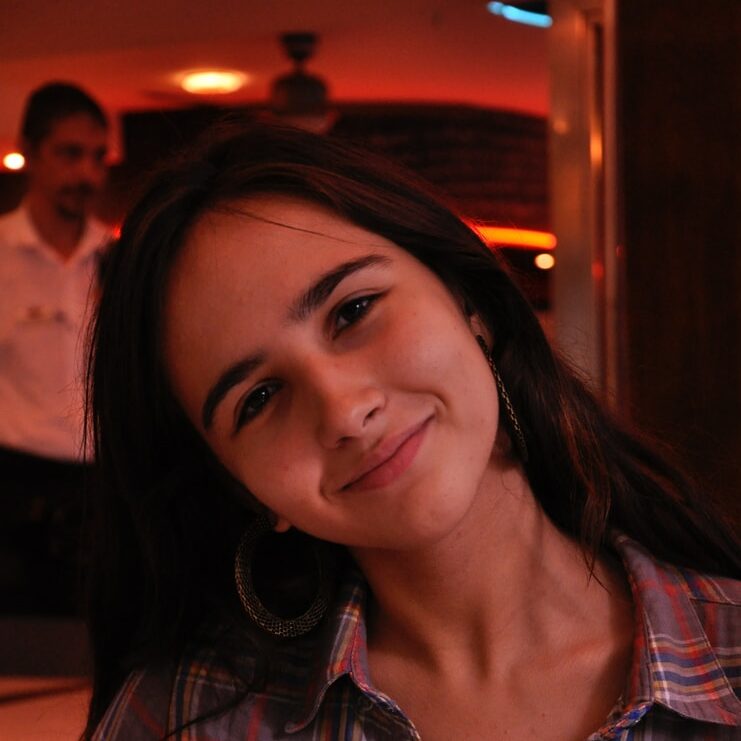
0, 0, 738, 736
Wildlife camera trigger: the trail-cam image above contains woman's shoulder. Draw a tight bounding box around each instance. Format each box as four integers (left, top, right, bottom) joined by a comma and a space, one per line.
613, 533, 741, 726
91, 662, 175, 740
614, 533, 740, 639
90, 614, 335, 740
614, 532, 740, 604
91, 623, 267, 740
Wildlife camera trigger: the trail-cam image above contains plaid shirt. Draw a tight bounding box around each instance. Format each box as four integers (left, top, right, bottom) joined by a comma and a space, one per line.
94, 535, 741, 740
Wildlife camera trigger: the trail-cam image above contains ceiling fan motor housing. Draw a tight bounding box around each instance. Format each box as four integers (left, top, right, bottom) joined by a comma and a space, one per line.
271, 31, 329, 116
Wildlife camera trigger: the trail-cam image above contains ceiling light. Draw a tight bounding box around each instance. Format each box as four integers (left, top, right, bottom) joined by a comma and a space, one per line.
3, 152, 25, 170
534, 253, 556, 270
487, 2, 553, 28
180, 70, 249, 95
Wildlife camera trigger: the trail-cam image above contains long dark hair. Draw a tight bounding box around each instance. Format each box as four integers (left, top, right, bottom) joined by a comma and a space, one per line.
84, 122, 739, 735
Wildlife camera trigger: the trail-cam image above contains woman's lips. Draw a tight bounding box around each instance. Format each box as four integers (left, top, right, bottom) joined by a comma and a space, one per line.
342, 417, 432, 492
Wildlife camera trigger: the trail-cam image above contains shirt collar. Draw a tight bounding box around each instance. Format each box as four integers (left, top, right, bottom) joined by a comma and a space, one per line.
612, 533, 741, 727
286, 559, 372, 733
12, 204, 110, 265
72, 216, 112, 263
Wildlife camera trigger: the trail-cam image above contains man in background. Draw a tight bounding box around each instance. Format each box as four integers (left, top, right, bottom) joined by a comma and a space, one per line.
0, 82, 111, 614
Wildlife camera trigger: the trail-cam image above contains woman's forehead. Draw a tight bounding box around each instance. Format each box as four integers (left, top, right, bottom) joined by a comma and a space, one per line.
176, 200, 396, 305
194, 196, 386, 249
175, 197, 391, 285
165, 195, 400, 343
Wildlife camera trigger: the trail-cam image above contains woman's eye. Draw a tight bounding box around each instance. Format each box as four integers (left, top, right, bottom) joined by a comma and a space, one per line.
334, 294, 380, 334
235, 382, 280, 429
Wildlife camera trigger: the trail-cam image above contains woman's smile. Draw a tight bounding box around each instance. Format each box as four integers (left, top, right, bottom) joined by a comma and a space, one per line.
340, 415, 434, 493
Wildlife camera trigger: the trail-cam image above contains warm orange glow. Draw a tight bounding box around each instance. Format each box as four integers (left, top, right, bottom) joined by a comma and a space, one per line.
473, 225, 557, 250
180, 70, 249, 94
3, 152, 25, 170
534, 253, 556, 270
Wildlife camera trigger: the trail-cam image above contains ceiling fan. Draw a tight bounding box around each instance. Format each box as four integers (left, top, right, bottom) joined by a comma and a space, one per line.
138, 30, 337, 133
267, 32, 338, 134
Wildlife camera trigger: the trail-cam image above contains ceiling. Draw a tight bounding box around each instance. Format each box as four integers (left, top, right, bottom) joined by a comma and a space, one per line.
0, 0, 549, 160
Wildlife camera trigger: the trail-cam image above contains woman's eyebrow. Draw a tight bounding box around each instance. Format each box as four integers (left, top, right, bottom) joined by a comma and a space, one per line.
287, 254, 390, 323
201, 253, 390, 431
202, 353, 265, 430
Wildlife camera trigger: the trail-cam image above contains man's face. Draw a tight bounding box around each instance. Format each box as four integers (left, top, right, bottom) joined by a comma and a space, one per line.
26, 112, 108, 219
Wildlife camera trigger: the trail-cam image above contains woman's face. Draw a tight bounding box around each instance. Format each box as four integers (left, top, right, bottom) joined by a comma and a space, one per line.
164, 196, 500, 550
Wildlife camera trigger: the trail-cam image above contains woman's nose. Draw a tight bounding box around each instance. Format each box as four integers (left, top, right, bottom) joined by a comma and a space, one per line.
305, 358, 386, 448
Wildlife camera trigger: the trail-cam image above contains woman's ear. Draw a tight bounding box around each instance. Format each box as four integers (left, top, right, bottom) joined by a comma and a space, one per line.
272, 516, 292, 533
263, 508, 292, 533
469, 312, 492, 347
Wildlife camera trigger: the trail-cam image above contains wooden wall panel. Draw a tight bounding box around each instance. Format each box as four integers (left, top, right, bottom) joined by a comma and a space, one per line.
618, 0, 741, 514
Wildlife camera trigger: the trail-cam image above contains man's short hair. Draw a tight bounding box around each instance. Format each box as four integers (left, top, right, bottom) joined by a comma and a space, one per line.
21, 81, 108, 151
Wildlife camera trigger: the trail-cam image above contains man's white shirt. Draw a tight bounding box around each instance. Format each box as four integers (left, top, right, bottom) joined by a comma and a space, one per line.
0, 205, 110, 461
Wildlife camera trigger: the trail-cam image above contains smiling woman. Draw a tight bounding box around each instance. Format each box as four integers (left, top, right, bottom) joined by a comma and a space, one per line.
84, 124, 741, 740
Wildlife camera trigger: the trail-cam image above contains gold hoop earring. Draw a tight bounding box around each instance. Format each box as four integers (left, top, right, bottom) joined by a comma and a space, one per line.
475, 335, 529, 463
234, 515, 330, 638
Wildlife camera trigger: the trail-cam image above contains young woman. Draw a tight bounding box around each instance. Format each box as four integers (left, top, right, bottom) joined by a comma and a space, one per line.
85, 124, 740, 740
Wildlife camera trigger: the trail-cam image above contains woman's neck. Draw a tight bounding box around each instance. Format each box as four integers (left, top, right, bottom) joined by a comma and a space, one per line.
352, 455, 632, 682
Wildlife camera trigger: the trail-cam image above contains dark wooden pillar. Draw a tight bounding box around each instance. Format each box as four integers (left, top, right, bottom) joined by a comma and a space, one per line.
618, 0, 741, 516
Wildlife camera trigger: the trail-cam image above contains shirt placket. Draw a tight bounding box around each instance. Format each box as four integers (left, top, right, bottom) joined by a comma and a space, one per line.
352, 680, 421, 740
